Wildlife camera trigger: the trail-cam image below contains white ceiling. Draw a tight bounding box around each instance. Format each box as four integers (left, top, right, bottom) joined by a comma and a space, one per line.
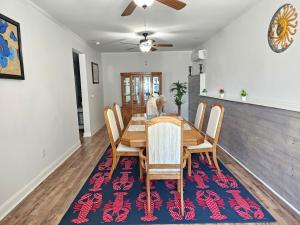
31, 0, 261, 52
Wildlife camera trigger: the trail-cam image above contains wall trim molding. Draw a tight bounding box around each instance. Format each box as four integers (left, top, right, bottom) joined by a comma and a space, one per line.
200, 94, 300, 113
218, 144, 300, 216
0, 141, 82, 221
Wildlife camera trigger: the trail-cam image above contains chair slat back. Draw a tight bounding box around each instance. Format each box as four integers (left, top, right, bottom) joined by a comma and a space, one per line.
146, 117, 183, 167
104, 108, 120, 147
114, 103, 124, 133
194, 102, 206, 130
206, 104, 224, 144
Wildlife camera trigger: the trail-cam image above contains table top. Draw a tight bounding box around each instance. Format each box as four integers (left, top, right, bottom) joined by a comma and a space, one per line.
121, 114, 204, 148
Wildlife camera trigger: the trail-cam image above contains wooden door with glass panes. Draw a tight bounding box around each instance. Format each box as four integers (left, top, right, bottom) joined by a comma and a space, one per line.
120, 72, 162, 125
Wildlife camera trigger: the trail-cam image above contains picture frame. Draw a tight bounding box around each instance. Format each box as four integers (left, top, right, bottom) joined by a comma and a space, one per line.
0, 13, 25, 80
91, 62, 99, 84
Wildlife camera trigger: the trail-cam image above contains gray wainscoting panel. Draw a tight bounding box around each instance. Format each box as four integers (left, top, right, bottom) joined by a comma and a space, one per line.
188, 75, 300, 211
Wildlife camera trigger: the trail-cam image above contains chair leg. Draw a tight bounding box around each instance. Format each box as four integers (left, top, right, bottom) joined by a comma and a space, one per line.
212, 148, 221, 174
188, 153, 192, 176
139, 157, 143, 180
200, 153, 205, 160
205, 152, 212, 165
180, 177, 184, 216
146, 175, 151, 214
109, 155, 117, 178
177, 179, 180, 192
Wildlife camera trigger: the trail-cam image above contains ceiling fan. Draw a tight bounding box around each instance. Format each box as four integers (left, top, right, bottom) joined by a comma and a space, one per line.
122, 0, 186, 16
121, 32, 173, 52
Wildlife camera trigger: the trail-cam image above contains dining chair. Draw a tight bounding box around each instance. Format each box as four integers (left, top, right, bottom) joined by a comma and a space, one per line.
186, 103, 224, 176
194, 101, 206, 131
113, 103, 125, 135
139, 116, 188, 216
104, 107, 142, 178
146, 96, 159, 116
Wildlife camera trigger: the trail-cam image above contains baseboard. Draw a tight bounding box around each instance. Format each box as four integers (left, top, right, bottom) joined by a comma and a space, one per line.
0, 141, 82, 221
218, 144, 300, 216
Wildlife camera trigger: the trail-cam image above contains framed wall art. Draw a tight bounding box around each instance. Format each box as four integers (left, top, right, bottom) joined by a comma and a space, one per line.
91, 62, 99, 84
0, 13, 25, 80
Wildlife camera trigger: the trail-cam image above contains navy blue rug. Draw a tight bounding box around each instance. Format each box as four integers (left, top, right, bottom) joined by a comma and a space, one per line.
59, 146, 275, 224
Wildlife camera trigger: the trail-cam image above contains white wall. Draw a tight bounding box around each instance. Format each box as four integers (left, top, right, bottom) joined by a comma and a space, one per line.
101, 51, 191, 119
0, 0, 104, 219
192, 0, 300, 112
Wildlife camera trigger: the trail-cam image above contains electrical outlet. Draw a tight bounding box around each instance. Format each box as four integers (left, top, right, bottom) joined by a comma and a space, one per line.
42, 148, 46, 159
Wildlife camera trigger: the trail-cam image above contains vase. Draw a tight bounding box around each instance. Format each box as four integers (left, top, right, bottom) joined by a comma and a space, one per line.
220, 93, 225, 99
241, 96, 247, 102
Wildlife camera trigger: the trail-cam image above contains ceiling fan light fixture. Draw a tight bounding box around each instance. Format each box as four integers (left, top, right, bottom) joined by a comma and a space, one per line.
139, 39, 153, 53
134, 0, 155, 8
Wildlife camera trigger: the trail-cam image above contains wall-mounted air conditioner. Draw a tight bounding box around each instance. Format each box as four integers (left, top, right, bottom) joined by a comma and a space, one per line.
191, 49, 207, 62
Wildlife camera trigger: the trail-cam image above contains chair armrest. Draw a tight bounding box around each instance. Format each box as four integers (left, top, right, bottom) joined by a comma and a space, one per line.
139, 149, 147, 169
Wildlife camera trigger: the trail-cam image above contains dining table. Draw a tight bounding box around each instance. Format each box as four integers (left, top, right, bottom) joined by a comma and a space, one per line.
121, 114, 205, 148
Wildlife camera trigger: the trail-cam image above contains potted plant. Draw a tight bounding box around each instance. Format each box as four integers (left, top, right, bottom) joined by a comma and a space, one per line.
219, 89, 225, 99
202, 88, 207, 96
170, 81, 187, 115
240, 89, 248, 102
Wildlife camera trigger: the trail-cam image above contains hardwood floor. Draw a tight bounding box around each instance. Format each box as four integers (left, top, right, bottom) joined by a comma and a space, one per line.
0, 127, 299, 225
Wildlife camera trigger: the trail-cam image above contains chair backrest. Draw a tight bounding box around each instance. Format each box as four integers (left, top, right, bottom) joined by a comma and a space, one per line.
194, 102, 206, 131
146, 116, 183, 170
146, 97, 159, 116
206, 103, 224, 145
104, 107, 120, 150
113, 103, 124, 134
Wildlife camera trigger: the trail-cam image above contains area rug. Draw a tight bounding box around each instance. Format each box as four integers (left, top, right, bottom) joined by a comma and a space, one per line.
59, 146, 275, 224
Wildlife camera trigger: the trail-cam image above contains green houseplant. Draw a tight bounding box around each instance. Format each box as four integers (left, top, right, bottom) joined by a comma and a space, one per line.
240, 89, 248, 101
170, 81, 187, 115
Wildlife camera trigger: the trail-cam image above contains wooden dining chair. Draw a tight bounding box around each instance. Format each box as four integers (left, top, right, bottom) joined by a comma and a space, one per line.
139, 116, 188, 216
186, 103, 224, 176
194, 101, 206, 131
113, 103, 125, 135
104, 107, 142, 178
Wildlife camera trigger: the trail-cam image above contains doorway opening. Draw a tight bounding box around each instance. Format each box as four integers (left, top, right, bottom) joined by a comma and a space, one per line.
72, 51, 84, 136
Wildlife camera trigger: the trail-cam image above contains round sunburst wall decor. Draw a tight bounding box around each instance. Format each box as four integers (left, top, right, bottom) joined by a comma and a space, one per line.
268, 4, 298, 53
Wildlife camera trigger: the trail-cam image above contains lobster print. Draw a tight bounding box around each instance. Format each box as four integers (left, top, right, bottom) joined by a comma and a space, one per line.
188, 170, 209, 189
196, 190, 227, 220
227, 190, 265, 220
103, 192, 131, 223
72, 193, 102, 224
167, 191, 195, 221
89, 172, 110, 192
113, 172, 134, 191
98, 157, 112, 171
136, 191, 163, 222
120, 158, 137, 170
212, 170, 238, 189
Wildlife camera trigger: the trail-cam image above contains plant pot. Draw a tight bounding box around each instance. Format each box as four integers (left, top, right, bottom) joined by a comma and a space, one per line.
220, 93, 225, 99
241, 96, 247, 102
202, 92, 207, 96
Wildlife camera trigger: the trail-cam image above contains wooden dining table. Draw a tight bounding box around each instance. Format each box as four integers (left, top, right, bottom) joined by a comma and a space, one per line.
121, 114, 204, 148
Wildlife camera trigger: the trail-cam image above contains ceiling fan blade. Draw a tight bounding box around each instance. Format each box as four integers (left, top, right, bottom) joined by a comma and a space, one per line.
121, 1, 137, 16
156, 0, 186, 10
151, 47, 158, 51
153, 43, 174, 47
120, 41, 139, 46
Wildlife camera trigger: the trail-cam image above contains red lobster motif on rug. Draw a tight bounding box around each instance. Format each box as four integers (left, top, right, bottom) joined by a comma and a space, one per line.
136, 191, 163, 222
227, 190, 265, 219
72, 193, 102, 224
196, 190, 227, 220
188, 170, 209, 189
89, 172, 110, 192
212, 170, 238, 189
113, 172, 134, 191
167, 191, 195, 221
103, 192, 131, 222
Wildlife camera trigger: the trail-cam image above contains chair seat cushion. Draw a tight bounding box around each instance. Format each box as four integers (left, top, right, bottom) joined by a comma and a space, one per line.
188, 140, 213, 150
117, 143, 141, 152
149, 168, 180, 174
